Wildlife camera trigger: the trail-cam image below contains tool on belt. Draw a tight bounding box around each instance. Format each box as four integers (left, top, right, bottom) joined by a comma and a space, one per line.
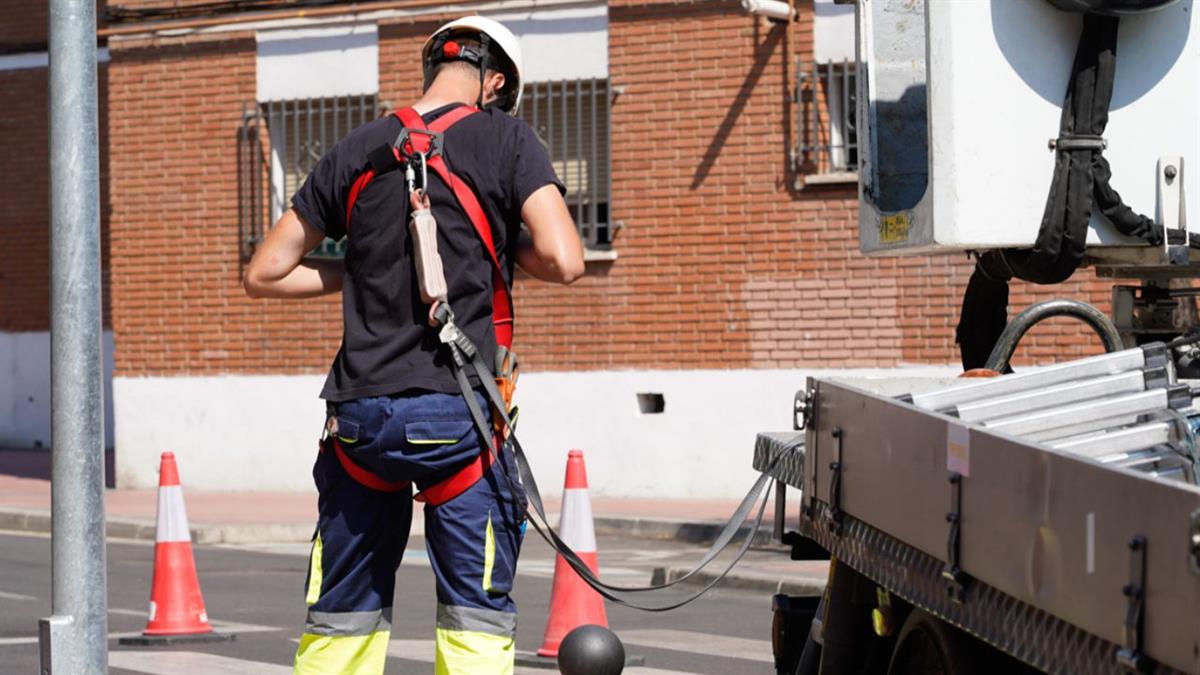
338, 104, 781, 610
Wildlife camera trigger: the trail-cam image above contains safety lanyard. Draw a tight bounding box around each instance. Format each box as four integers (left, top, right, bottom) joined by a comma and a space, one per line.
436, 313, 782, 611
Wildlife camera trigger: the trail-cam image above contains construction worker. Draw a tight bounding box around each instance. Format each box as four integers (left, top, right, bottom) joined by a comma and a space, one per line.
244, 15, 584, 675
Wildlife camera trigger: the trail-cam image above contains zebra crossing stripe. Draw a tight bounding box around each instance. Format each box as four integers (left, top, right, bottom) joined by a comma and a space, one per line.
618, 629, 775, 664
111, 645, 706, 675
387, 637, 743, 674
108, 629, 769, 673
109, 651, 291, 675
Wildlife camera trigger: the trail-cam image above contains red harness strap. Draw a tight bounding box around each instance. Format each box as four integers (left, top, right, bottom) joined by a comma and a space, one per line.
413, 442, 495, 505
341, 105, 513, 349
345, 169, 377, 230
395, 106, 514, 350
334, 105, 514, 503
327, 437, 411, 493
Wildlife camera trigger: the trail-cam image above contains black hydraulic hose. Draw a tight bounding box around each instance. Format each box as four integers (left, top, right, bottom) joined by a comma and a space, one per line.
983, 299, 1124, 373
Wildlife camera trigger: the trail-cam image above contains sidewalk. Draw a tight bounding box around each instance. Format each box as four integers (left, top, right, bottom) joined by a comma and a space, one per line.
0, 449, 825, 596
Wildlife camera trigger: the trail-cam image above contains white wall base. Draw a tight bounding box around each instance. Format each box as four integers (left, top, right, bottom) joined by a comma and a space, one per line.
112, 367, 959, 497
113, 375, 328, 492
0, 331, 115, 449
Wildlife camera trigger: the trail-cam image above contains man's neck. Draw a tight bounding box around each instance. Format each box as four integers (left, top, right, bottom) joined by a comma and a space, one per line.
412, 76, 480, 115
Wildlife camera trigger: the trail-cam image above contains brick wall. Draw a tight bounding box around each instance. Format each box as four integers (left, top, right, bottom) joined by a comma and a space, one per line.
106, 32, 340, 375
0, 0, 48, 47
0, 60, 109, 333
96, 0, 1120, 379
0, 0, 111, 48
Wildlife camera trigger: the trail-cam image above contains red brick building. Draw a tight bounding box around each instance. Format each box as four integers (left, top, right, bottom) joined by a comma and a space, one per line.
0, 0, 1115, 497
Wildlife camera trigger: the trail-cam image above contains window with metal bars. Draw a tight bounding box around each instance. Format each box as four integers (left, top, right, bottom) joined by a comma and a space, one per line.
518, 78, 613, 250
794, 60, 858, 179
239, 94, 384, 260
237, 84, 614, 260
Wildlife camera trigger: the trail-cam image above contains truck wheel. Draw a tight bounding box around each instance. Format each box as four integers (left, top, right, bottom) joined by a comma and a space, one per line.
886, 609, 975, 675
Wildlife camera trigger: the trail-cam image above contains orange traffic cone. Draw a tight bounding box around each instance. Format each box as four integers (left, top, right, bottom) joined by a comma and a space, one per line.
537, 450, 608, 657
119, 452, 232, 646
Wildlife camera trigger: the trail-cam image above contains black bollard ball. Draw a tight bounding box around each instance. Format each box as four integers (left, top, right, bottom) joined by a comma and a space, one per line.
557, 624, 625, 675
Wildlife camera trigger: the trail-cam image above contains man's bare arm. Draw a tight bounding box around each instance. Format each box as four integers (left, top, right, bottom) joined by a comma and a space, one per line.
244, 209, 344, 299
516, 184, 585, 284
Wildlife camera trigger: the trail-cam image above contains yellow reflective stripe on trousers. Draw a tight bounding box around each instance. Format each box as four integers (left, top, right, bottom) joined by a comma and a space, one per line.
435, 628, 514, 675
305, 534, 324, 606
294, 630, 389, 675
482, 513, 496, 592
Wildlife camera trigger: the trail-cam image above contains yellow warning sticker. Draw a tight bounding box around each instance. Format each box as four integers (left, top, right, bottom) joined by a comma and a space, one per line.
879, 213, 911, 244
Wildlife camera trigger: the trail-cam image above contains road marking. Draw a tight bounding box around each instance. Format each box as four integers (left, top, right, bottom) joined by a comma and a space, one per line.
0, 589, 37, 601
619, 629, 774, 664
515, 560, 647, 579
388, 638, 435, 662
388, 638, 706, 674
110, 651, 291, 675
0, 619, 280, 646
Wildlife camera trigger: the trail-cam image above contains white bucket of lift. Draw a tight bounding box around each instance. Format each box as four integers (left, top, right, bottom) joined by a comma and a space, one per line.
852, 0, 1198, 262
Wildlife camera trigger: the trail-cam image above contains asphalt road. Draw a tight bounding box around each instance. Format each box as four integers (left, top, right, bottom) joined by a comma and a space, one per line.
0, 530, 782, 674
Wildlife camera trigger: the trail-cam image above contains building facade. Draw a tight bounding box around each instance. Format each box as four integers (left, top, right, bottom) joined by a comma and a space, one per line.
1, 0, 1117, 498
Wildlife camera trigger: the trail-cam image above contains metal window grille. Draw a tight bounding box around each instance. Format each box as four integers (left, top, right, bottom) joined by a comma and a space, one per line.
794, 59, 858, 176
238, 94, 383, 260
519, 78, 613, 249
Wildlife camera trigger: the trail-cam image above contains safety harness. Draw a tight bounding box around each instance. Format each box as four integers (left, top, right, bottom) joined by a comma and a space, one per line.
329, 103, 780, 611
327, 104, 514, 507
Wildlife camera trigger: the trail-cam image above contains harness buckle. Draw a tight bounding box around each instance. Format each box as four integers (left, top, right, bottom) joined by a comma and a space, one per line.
438, 317, 463, 347
394, 128, 444, 160
437, 315, 479, 361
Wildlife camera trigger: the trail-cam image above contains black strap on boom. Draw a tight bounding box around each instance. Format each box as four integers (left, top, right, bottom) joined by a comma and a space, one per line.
436, 316, 780, 611
957, 13, 1200, 370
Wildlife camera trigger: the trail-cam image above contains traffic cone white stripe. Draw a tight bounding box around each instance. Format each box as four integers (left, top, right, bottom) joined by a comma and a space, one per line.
155, 485, 193, 543
560, 488, 596, 551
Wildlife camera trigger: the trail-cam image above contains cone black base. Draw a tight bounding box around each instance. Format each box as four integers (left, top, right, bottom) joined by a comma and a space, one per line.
514, 650, 644, 669
117, 631, 236, 646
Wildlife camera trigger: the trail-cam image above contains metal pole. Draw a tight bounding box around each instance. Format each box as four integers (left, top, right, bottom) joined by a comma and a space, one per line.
41, 0, 107, 672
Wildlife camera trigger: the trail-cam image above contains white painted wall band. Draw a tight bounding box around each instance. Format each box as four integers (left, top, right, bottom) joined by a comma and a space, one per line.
113, 367, 960, 496
0, 48, 110, 72
256, 24, 378, 100
0, 331, 115, 449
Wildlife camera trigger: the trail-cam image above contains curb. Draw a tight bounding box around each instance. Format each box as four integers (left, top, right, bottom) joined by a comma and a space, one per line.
650, 565, 826, 597
0, 507, 777, 547
593, 516, 778, 545
0, 508, 313, 545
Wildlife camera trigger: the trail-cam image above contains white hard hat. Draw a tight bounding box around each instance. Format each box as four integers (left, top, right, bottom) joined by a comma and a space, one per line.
422, 16, 525, 115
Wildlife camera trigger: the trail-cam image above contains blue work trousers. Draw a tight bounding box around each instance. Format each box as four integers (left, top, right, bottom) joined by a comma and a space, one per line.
294, 391, 526, 675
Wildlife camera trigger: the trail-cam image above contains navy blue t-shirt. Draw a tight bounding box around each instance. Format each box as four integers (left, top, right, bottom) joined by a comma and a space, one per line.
292, 104, 563, 402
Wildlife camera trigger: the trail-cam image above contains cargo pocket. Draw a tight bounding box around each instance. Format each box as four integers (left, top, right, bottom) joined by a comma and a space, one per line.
330, 397, 385, 449
404, 420, 475, 446
334, 416, 363, 445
